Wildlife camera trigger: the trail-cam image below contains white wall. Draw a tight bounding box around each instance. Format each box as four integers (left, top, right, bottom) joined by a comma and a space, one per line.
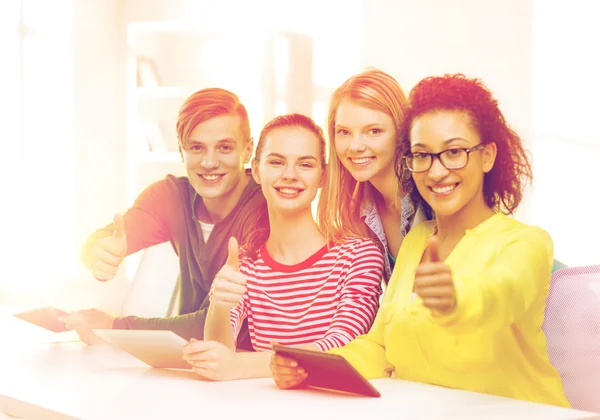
360, 0, 534, 222
73, 0, 125, 245
0, 2, 23, 266
531, 0, 600, 266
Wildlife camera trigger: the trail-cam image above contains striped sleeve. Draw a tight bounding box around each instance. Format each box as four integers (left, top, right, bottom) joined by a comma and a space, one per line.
229, 261, 251, 344
313, 240, 384, 351
229, 294, 248, 344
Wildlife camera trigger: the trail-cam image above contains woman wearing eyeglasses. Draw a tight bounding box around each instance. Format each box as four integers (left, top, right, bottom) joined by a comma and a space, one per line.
270, 74, 569, 407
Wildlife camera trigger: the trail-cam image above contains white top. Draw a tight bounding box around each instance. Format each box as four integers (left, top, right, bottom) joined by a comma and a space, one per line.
198, 221, 214, 243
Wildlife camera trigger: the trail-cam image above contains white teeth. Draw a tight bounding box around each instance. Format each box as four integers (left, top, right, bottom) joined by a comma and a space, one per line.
350, 157, 374, 164
202, 174, 221, 181
279, 188, 300, 195
432, 184, 456, 194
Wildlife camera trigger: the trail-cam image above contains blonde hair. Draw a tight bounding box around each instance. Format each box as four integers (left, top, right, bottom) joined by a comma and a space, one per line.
317, 68, 409, 243
176, 88, 251, 148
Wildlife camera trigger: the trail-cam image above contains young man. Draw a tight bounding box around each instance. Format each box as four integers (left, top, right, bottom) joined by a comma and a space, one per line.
63, 88, 265, 350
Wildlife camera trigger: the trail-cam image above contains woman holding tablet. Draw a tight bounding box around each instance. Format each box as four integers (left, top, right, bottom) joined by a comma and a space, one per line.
270, 74, 569, 407
182, 114, 384, 380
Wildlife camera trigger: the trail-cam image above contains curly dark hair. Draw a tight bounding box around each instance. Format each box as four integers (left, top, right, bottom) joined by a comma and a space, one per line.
394, 73, 532, 215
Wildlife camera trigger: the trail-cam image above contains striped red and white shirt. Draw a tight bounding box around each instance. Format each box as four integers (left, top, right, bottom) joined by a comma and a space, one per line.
230, 237, 384, 352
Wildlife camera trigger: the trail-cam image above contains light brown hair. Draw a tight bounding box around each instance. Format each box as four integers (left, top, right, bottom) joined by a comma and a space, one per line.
176, 88, 251, 149
317, 69, 409, 242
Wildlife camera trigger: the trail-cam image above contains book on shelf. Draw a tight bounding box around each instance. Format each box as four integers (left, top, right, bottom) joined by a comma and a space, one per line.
136, 56, 161, 87
135, 121, 167, 154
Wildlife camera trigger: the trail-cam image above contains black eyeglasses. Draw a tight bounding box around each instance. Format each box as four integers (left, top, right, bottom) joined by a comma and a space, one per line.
404, 143, 485, 173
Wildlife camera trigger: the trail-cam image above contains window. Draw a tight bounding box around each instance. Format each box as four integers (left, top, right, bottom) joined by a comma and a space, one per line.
531, 0, 600, 266
0, 0, 75, 292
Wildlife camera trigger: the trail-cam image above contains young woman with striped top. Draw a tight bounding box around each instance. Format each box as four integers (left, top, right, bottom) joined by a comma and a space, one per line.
182, 113, 384, 381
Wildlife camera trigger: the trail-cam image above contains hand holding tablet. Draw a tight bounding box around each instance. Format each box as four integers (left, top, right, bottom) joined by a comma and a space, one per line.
271, 344, 381, 397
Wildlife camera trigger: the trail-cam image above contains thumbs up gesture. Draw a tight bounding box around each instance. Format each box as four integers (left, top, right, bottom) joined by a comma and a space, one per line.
210, 237, 247, 309
413, 235, 456, 315
90, 213, 128, 281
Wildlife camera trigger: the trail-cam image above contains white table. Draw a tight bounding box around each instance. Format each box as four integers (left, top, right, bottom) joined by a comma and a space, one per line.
1, 312, 598, 420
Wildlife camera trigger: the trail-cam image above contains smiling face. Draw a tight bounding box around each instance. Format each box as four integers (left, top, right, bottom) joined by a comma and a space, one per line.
253, 126, 324, 216
409, 110, 496, 218
333, 100, 397, 185
181, 114, 252, 205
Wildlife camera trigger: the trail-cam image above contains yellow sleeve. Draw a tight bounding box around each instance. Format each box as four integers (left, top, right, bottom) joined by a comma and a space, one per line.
326, 250, 411, 380
326, 222, 432, 379
434, 226, 553, 333
327, 302, 393, 379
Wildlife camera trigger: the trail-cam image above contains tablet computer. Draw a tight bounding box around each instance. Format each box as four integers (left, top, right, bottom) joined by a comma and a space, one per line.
272, 344, 381, 397
93, 329, 191, 370
13, 306, 70, 333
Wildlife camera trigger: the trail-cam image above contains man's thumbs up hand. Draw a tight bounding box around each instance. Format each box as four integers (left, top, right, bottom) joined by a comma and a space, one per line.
90, 213, 128, 282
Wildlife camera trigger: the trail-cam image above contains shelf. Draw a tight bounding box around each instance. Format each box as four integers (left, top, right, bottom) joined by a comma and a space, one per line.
136, 152, 181, 163
135, 86, 188, 99
128, 21, 206, 36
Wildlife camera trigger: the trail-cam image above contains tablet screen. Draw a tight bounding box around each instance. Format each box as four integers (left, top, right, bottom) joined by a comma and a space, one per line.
93, 329, 191, 370
272, 344, 381, 397
13, 306, 70, 333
